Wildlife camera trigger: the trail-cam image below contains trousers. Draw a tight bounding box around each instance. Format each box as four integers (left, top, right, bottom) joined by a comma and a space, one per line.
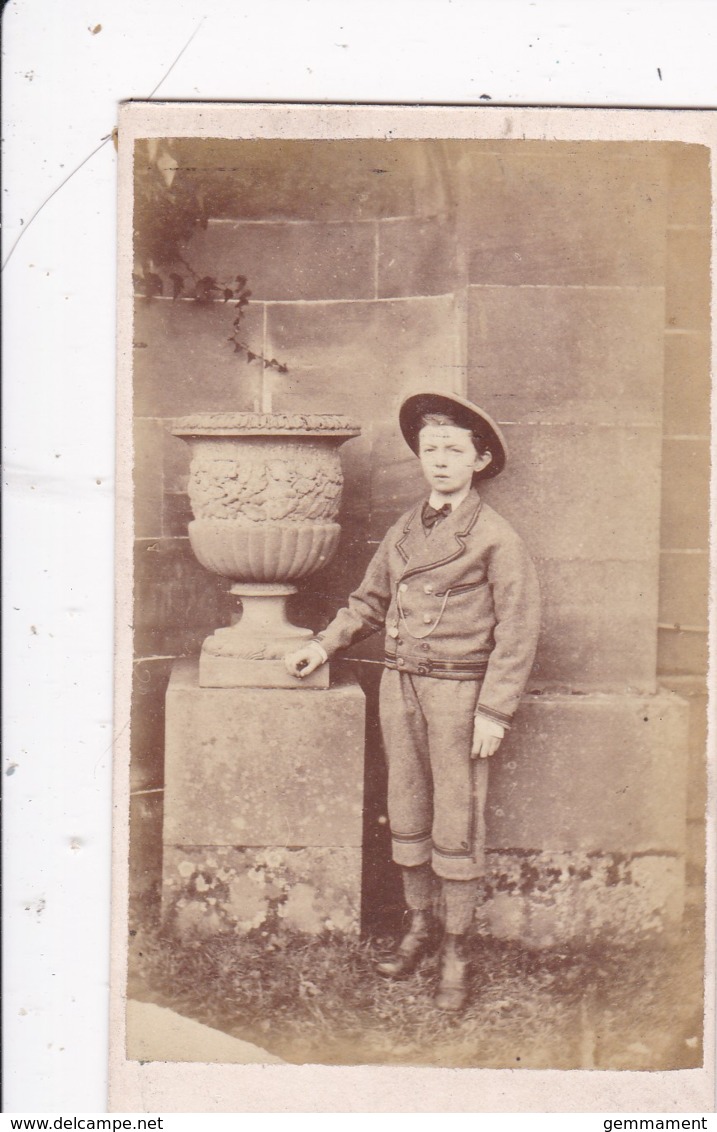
378, 669, 489, 881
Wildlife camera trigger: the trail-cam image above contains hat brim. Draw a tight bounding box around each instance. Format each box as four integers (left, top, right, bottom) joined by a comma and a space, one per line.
399, 391, 507, 479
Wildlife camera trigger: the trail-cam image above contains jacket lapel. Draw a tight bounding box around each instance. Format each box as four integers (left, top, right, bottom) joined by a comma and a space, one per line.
395, 490, 482, 580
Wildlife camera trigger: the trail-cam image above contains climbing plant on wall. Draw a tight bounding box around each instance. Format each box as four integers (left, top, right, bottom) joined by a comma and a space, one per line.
133, 138, 288, 399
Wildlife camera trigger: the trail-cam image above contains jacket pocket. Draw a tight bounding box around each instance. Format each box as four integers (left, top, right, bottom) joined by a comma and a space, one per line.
435, 580, 488, 597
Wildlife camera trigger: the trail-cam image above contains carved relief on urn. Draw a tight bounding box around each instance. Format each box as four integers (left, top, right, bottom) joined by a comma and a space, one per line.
171, 412, 361, 688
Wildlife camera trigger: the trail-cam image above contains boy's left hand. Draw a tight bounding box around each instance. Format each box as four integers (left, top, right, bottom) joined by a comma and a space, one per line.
471, 715, 504, 759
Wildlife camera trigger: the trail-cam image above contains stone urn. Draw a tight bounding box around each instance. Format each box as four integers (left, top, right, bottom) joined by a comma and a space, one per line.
171, 412, 361, 688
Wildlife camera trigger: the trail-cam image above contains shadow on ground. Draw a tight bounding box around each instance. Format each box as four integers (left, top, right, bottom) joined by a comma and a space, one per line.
127, 899, 704, 1070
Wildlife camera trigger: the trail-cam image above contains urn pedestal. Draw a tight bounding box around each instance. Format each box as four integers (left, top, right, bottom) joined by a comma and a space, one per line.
162, 661, 366, 937
171, 412, 360, 688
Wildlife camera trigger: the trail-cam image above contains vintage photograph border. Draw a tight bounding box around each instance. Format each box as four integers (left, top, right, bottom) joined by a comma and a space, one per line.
110, 101, 716, 1113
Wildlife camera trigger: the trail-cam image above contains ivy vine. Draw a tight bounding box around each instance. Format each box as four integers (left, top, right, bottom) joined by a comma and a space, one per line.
133, 139, 288, 377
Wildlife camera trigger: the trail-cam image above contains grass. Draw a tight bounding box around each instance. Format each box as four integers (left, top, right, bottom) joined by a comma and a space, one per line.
127, 902, 705, 1069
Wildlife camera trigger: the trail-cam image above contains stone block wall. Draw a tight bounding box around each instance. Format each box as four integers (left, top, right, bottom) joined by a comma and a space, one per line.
454, 141, 706, 938
460, 143, 668, 694
479, 688, 690, 947
129, 138, 709, 939
657, 143, 711, 905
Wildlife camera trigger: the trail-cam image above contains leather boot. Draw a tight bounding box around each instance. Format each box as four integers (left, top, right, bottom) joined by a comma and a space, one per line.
434, 933, 471, 1011
375, 910, 437, 978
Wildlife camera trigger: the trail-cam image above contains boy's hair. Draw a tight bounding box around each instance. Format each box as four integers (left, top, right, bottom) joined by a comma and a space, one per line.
419, 411, 491, 460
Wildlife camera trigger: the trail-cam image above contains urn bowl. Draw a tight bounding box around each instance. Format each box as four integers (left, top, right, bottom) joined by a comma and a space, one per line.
170, 412, 361, 687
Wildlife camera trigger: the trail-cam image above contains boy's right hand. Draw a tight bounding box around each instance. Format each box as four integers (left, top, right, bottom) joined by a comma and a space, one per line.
284, 642, 326, 679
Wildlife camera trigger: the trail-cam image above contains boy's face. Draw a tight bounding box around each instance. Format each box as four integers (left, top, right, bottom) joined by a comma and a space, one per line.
418, 425, 492, 496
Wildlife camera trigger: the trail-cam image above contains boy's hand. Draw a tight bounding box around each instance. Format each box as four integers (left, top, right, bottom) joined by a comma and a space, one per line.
284, 643, 326, 679
471, 715, 504, 759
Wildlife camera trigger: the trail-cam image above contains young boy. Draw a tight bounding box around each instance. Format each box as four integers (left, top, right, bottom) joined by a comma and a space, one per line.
285, 391, 541, 1011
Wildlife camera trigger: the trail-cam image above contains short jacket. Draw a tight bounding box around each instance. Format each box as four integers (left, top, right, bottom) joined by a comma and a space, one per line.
315, 489, 541, 728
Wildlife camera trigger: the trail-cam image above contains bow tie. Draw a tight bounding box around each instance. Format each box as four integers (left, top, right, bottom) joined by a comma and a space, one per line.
422, 501, 452, 530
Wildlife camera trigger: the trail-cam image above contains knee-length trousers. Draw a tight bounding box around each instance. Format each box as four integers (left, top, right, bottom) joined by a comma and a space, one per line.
379, 669, 489, 881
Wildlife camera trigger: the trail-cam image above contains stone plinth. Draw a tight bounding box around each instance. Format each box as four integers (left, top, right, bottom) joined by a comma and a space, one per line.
199, 655, 329, 690
162, 660, 365, 936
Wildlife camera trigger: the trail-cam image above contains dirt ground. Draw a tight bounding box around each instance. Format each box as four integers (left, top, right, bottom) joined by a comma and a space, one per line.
127, 899, 705, 1070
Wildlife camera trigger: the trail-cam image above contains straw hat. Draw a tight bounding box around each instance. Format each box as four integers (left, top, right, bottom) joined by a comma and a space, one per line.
399, 390, 507, 479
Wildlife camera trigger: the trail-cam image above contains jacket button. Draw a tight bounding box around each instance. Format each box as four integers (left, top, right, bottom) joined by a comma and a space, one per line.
399, 583, 408, 593
420, 643, 431, 651
423, 584, 434, 594
397, 658, 405, 667
423, 614, 433, 624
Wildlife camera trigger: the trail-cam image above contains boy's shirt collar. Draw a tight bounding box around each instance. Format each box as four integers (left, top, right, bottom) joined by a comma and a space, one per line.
427, 482, 474, 512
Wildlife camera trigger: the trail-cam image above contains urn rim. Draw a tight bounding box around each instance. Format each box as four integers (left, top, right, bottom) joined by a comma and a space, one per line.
171, 411, 361, 439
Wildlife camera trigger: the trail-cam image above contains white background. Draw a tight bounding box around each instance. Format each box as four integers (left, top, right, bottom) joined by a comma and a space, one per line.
3, 0, 716, 1115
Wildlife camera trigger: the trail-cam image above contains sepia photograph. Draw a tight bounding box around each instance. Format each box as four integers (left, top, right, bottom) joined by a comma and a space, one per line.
111, 103, 713, 1102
